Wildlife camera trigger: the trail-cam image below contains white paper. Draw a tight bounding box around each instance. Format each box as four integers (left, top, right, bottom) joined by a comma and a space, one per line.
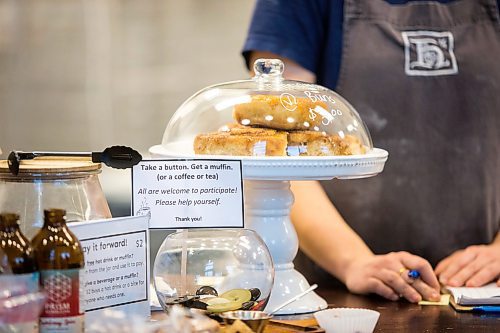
68, 215, 150, 321
132, 159, 244, 229
447, 283, 500, 305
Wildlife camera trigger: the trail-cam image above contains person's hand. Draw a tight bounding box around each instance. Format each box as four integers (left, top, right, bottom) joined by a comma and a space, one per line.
435, 243, 500, 287
344, 251, 441, 303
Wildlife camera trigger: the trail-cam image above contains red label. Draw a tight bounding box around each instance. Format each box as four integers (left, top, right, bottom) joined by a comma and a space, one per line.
41, 269, 83, 318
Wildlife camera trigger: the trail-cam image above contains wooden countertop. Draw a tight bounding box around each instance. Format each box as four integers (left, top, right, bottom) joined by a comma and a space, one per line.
315, 286, 500, 332
152, 286, 500, 333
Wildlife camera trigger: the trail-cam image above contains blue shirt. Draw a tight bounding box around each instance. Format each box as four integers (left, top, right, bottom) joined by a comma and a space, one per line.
242, 0, 500, 89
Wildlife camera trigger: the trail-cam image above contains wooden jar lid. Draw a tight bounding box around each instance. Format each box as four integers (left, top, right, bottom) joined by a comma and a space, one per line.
0, 157, 101, 175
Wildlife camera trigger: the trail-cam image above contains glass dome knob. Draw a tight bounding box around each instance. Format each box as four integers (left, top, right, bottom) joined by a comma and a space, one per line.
253, 58, 284, 78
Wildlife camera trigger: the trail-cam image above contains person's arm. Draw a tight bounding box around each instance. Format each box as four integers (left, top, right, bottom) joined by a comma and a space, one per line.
291, 181, 440, 302
290, 181, 372, 280
248, 50, 440, 302
435, 232, 500, 287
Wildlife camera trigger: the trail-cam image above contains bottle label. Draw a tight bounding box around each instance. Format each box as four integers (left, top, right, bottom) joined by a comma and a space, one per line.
40, 269, 84, 333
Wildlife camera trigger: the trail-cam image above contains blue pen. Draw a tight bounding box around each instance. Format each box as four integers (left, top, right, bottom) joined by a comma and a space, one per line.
472, 306, 500, 313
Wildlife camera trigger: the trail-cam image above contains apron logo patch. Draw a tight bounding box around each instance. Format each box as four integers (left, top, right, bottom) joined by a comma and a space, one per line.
402, 31, 458, 76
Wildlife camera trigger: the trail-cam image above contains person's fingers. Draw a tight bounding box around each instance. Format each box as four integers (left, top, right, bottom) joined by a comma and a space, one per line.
497, 278, 500, 287
347, 252, 452, 303
364, 277, 399, 301
437, 248, 478, 285
398, 252, 440, 290
447, 255, 493, 287
464, 262, 500, 287
401, 271, 440, 301
376, 268, 421, 303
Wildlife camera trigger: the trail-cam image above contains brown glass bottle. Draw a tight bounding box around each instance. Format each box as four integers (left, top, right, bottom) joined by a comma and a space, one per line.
32, 208, 85, 333
0, 213, 37, 274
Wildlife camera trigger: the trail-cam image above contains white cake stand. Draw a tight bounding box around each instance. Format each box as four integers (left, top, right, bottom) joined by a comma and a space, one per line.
150, 143, 388, 315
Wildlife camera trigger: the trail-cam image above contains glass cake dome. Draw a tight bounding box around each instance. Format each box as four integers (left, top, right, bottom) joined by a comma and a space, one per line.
150, 59, 373, 158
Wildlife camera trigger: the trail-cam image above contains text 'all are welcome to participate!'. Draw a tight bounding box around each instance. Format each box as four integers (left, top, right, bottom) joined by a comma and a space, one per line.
132, 159, 244, 229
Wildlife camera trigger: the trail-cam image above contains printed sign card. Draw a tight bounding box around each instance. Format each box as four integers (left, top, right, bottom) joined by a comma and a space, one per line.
68, 215, 150, 321
132, 159, 244, 229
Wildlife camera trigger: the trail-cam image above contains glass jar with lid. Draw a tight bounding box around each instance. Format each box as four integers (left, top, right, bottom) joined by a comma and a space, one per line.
0, 157, 111, 239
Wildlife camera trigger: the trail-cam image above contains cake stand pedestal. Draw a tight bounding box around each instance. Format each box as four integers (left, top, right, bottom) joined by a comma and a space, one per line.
238, 149, 388, 314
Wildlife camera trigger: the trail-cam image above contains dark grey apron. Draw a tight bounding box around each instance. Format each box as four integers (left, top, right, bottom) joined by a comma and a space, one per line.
296, 0, 500, 285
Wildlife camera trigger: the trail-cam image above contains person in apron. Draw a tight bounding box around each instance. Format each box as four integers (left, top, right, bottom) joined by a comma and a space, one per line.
243, 0, 500, 302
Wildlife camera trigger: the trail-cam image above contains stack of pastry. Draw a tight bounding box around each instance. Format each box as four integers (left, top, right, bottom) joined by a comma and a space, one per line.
193, 95, 365, 156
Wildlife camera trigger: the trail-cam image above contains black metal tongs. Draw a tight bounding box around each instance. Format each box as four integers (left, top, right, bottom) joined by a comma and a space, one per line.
7, 146, 142, 176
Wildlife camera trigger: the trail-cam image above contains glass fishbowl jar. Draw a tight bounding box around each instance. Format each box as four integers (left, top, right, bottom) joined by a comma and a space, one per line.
0, 157, 111, 238
154, 229, 274, 314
